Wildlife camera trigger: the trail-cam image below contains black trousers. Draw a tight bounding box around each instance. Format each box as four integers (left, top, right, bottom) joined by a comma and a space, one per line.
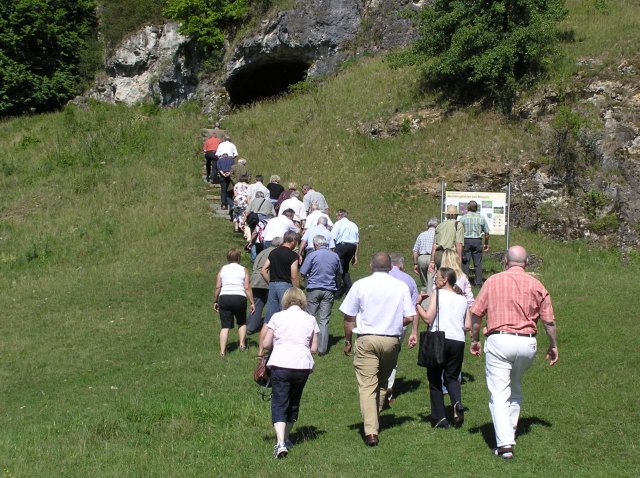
463, 238, 484, 286
426, 339, 465, 421
270, 366, 311, 423
205, 152, 218, 182
335, 242, 357, 294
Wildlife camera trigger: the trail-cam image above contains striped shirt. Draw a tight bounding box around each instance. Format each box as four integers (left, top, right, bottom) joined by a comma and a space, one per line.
413, 228, 436, 254
459, 212, 489, 239
470, 266, 555, 336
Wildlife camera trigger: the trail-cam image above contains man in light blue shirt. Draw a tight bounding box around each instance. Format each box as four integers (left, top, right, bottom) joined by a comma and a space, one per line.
299, 216, 334, 260
300, 235, 342, 355
331, 208, 359, 298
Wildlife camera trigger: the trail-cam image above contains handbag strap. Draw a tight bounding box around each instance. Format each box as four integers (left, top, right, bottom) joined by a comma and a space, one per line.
430, 288, 440, 332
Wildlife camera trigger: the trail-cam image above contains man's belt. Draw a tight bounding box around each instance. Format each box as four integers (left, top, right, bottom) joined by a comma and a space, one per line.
487, 331, 536, 338
358, 334, 401, 339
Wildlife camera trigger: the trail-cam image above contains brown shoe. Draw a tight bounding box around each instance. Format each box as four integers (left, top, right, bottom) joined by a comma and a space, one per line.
365, 434, 378, 446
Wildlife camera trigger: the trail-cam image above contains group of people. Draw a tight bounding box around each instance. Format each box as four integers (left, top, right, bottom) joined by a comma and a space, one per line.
204, 133, 559, 461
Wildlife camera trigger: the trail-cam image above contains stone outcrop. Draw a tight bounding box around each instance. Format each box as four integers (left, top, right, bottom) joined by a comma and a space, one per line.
82, 0, 419, 110
85, 22, 199, 107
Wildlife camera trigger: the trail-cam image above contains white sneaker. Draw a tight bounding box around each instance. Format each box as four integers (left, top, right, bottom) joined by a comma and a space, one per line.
273, 443, 288, 459
284, 439, 294, 449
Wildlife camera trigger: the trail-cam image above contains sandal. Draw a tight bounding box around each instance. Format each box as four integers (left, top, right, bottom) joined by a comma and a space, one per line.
494, 446, 514, 459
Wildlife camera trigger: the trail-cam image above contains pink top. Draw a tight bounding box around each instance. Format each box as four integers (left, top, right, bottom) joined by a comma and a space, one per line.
267, 306, 319, 370
470, 266, 555, 335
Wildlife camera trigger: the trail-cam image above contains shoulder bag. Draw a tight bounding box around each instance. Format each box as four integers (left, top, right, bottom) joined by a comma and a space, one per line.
417, 289, 446, 368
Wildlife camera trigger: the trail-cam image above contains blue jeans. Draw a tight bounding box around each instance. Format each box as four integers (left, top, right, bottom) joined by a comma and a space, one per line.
265, 282, 291, 323
270, 366, 311, 423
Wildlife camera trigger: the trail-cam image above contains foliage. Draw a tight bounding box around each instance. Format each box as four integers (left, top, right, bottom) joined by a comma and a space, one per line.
0, 0, 97, 116
100, 0, 167, 52
403, 0, 567, 112
163, 0, 253, 55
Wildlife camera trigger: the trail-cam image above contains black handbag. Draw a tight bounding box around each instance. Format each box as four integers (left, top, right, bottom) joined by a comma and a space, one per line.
417, 289, 446, 368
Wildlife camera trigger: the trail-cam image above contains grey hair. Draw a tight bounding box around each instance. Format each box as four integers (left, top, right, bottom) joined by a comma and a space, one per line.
427, 217, 439, 228
271, 236, 284, 247
270, 175, 280, 183
313, 235, 328, 248
290, 190, 301, 199
317, 216, 328, 226
255, 191, 265, 198
389, 253, 404, 266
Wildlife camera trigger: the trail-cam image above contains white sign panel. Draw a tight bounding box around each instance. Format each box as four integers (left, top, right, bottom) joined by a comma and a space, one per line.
444, 191, 507, 236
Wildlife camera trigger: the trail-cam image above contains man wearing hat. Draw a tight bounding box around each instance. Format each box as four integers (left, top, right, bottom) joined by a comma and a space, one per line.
428, 204, 464, 273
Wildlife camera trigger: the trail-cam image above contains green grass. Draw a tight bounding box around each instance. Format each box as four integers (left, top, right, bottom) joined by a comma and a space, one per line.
2, 0, 640, 475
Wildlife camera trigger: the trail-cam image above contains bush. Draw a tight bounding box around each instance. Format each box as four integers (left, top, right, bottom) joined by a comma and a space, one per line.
163, 0, 252, 55
404, 0, 567, 112
0, 0, 97, 116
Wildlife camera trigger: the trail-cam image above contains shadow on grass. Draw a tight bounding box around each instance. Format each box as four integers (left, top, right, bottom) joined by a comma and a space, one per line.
390, 377, 421, 399
468, 416, 553, 449
348, 414, 415, 439
262, 425, 326, 444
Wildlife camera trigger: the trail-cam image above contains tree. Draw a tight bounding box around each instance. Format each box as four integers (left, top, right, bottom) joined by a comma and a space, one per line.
0, 0, 97, 117
407, 0, 567, 112
163, 0, 251, 55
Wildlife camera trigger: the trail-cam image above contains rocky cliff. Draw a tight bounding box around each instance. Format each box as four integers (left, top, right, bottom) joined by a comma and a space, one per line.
82, 0, 419, 112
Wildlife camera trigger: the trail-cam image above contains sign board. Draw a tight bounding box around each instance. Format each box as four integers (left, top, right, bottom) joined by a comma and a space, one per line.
444, 191, 508, 236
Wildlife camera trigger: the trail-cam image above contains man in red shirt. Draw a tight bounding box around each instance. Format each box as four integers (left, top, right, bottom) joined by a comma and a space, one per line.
469, 245, 559, 460
203, 133, 221, 183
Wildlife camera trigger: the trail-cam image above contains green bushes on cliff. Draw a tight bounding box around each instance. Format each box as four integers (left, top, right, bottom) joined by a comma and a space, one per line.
0, 0, 97, 117
399, 0, 567, 112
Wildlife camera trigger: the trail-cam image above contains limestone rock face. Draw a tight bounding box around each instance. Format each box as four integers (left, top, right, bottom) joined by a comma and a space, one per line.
83, 0, 419, 109
86, 22, 199, 106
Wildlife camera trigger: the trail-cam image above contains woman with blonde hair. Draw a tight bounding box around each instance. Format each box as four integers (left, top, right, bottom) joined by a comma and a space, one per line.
267, 174, 284, 207
213, 248, 255, 356
262, 287, 319, 458
440, 249, 475, 307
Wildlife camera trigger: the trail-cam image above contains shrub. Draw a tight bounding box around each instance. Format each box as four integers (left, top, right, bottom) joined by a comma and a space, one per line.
404, 0, 567, 112
163, 0, 252, 55
0, 0, 97, 116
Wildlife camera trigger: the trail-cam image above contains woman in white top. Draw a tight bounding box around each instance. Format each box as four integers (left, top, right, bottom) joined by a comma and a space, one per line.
213, 248, 255, 356
262, 287, 319, 459
416, 267, 471, 429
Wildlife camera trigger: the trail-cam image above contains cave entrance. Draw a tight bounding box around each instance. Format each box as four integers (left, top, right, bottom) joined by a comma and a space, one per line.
226, 60, 310, 106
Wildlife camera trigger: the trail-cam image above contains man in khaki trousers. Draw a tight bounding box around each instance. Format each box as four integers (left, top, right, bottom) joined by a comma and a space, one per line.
340, 252, 416, 446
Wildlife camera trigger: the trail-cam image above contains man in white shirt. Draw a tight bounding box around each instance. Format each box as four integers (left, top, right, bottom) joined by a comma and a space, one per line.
245, 174, 271, 205
302, 183, 329, 214
278, 190, 307, 227
262, 209, 298, 248
215, 135, 238, 159
304, 202, 333, 230
332, 208, 359, 298
340, 253, 416, 447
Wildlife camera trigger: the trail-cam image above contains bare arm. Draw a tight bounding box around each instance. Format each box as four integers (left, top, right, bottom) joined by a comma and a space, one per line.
310, 332, 319, 354
416, 294, 437, 325
260, 258, 271, 283
470, 314, 483, 356
542, 320, 559, 366
244, 268, 255, 313
352, 243, 359, 266
343, 314, 355, 356
262, 327, 274, 352
412, 250, 420, 275
290, 260, 299, 288
213, 271, 222, 312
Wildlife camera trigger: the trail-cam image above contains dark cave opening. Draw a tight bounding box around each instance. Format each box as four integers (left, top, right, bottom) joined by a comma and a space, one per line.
226, 60, 310, 106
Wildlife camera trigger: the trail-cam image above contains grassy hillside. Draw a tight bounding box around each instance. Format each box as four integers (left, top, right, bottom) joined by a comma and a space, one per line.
1, 0, 640, 476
